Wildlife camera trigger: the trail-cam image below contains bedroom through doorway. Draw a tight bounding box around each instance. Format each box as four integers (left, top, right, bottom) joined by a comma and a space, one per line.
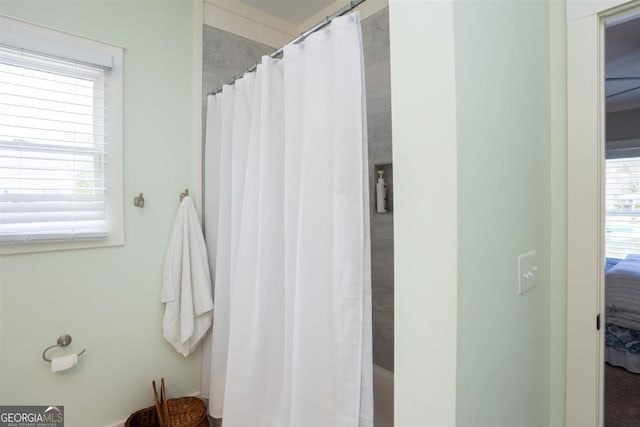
602, 10, 640, 425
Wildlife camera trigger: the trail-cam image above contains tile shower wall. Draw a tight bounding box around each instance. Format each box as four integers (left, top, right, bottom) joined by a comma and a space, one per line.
202, 9, 393, 372
362, 8, 394, 372
202, 25, 272, 131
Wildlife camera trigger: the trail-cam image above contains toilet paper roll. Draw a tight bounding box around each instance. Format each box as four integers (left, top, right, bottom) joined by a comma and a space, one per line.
50, 354, 78, 373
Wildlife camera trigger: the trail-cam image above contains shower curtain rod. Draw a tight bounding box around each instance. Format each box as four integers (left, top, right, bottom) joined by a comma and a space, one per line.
208, 0, 368, 96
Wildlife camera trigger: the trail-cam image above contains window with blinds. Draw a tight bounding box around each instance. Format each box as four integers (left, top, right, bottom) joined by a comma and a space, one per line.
0, 16, 123, 252
605, 156, 640, 259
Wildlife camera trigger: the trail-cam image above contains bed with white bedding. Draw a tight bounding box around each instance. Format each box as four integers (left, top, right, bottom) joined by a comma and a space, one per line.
606, 254, 640, 373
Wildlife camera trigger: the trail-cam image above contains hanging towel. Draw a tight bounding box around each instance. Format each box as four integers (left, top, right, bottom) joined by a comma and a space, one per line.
161, 195, 213, 357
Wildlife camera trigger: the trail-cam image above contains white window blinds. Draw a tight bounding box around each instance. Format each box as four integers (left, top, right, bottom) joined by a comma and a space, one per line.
0, 16, 123, 253
0, 45, 108, 243
605, 156, 640, 259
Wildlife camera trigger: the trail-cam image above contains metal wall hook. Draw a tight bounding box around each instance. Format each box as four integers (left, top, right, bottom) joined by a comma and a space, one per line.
133, 193, 145, 208
179, 189, 189, 202
42, 335, 86, 362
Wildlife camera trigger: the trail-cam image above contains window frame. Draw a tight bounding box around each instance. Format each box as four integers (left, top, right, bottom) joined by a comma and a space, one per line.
0, 15, 123, 254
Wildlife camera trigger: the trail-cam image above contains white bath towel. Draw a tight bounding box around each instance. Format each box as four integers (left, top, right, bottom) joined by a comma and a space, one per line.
161, 195, 213, 357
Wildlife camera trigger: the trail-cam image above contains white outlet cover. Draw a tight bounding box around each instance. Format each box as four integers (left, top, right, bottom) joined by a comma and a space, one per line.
518, 251, 538, 295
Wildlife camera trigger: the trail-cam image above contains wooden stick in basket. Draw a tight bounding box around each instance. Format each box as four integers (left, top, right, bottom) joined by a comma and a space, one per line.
153, 380, 165, 427
161, 378, 171, 427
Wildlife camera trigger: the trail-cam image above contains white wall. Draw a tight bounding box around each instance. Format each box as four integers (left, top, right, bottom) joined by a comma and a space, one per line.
389, 1, 458, 425
203, 0, 294, 47
0, 2, 201, 426
202, 0, 390, 49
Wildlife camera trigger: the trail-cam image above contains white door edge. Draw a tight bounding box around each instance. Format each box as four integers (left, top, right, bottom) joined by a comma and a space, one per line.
566, 1, 639, 426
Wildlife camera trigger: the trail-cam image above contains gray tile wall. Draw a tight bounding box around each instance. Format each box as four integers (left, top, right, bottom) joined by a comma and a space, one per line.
202, 25, 272, 135
362, 8, 394, 372
202, 8, 394, 372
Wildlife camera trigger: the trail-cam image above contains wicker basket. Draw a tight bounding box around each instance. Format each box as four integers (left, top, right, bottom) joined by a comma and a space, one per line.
125, 379, 208, 427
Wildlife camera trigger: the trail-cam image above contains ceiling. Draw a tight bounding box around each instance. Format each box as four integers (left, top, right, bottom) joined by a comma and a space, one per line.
606, 14, 640, 113
241, 0, 336, 24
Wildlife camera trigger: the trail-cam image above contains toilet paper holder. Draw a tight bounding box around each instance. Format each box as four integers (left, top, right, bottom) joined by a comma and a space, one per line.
42, 335, 86, 362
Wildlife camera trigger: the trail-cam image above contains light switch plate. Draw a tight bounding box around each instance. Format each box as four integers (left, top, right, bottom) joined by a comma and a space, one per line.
518, 251, 538, 295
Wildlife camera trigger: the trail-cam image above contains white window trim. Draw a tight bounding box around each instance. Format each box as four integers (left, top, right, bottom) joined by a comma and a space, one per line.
0, 15, 124, 254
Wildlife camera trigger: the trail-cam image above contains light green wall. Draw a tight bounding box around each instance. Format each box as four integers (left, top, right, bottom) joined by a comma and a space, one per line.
389, 0, 567, 425
0, 2, 200, 426
454, 1, 555, 426
548, 1, 567, 425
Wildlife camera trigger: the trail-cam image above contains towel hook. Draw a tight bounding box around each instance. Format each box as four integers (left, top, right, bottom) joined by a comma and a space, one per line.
42, 335, 86, 362
179, 189, 189, 202
133, 193, 145, 208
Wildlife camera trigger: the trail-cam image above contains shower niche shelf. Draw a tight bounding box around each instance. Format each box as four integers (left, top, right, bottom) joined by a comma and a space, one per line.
373, 162, 393, 214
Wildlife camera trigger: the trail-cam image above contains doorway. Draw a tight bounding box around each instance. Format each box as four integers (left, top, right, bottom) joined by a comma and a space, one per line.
567, 1, 640, 426
602, 10, 640, 426
603, 13, 640, 427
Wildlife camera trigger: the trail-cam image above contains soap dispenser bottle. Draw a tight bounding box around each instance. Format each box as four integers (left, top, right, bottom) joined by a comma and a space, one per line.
376, 170, 388, 213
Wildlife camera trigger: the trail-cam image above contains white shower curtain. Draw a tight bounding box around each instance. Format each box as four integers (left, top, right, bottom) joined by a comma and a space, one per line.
201, 13, 372, 427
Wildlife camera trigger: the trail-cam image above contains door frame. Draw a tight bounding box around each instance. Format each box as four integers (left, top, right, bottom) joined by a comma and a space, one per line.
566, 1, 639, 426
